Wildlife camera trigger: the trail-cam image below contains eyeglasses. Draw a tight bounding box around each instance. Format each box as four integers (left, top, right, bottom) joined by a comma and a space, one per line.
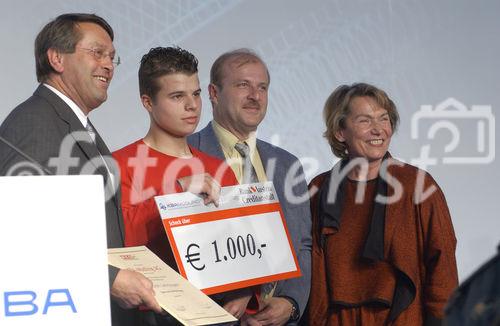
76, 47, 121, 67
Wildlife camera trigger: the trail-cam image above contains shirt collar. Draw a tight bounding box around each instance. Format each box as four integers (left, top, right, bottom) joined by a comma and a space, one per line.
211, 120, 258, 154
43, 83, 88, 128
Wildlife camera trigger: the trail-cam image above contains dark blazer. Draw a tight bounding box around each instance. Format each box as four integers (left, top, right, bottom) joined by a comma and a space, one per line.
0, 85, 137, 325
188, 122, 312, 319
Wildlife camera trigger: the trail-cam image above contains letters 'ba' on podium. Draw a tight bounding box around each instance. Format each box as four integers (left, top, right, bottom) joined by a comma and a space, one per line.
0, 176, 111, 325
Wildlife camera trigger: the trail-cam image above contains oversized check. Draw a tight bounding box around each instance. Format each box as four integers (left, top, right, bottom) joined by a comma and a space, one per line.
108, 246, 236, 325
154, 181, 301, 294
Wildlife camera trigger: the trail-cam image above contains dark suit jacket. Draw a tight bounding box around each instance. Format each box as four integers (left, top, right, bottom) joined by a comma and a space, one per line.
0, 85, 137, 325
188, 122, 312, 319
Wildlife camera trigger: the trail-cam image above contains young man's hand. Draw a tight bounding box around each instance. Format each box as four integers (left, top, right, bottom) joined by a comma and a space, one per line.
177, 173, 221, 206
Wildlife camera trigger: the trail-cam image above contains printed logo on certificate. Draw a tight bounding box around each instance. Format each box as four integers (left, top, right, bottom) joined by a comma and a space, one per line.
154, 181, 301, 294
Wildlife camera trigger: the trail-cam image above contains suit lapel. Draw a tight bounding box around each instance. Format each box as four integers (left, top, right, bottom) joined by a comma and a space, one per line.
256, 140, 270, 176
198, 122, 225, 160
256, 140, 287, 207
256, 140, 282, 183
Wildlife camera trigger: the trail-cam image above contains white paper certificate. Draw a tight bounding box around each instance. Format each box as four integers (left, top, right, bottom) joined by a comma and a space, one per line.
108, 246, 236, 325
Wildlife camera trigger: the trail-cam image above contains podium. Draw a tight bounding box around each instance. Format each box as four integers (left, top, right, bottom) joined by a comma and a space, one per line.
0, 176, 111, 325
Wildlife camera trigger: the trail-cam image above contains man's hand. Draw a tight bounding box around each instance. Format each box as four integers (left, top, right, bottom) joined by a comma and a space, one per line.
241, 313, 263, 326
222, 288, 253, 319
177, 173, 221, 206
252, 297, 293, 326
110, 269, 163, 313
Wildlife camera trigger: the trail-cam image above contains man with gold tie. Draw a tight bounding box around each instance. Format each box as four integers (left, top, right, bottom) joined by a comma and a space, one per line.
188, 48, 312, 325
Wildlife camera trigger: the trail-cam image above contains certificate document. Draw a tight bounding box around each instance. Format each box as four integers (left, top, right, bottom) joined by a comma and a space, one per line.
108, 246, 236, 325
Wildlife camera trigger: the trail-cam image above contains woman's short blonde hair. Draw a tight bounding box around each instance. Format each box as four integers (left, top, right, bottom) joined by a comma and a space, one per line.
323, 83, 399, 159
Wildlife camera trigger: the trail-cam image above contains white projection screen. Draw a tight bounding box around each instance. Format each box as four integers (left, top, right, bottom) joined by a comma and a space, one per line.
0, 0, 498, 282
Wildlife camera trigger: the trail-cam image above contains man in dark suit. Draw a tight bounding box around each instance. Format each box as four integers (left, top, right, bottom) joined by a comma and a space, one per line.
0, 13, 162, 325
188, 49, 312, 325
